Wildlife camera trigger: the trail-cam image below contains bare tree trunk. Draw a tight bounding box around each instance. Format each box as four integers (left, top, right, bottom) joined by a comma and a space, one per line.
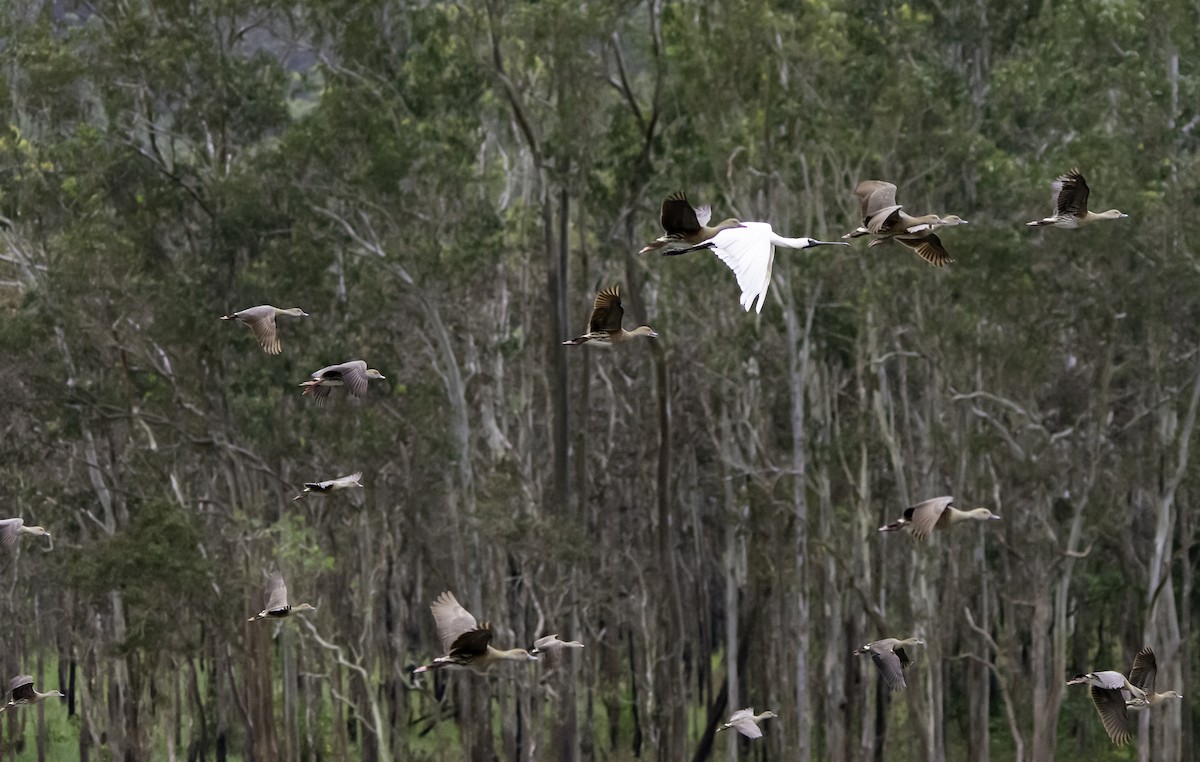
282, 627, 298, 762
783, 278, 817, 761
1139, 360, 1200, 762
722, 475, 743, 762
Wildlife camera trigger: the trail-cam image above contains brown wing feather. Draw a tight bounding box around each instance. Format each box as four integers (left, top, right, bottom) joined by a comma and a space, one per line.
448, 625, 493, 658
660, 192, 702, 235
301, 383, 333, 405
242, 310, 282, 355
871, 649, 908, 691
588, 287, 624, 333
1054, 169, 1090, 217
264, 572, 289, 611
339, 361, 368, 398
9, 676, 35, 702
866, 206, 904, 234
898, 234, 954, 267
0, 519, 23, 548
1090, 686, 1132, 745
908, 497, 953, 541
853, 181, 899, 220
1127, 647, 1156, 693
430, 591, 480, 653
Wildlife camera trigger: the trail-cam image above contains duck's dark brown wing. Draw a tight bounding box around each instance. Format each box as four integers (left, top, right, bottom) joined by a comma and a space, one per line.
1090, 686, 1132, 745
9, 676, 35, 702
301, 384, 334, 404
907, 497, 954, 541
1053, 169, 1090, 217
264, 572, 289, 612
588, 287, 624, 333
660, 192, 702, 235
240, 307, 282, 355
1127, 647, 1156, 693
0, 519, 23, 548
854, 181, 904, 234
853, 180, 899, 220
871, 649, 908, 691
449, 624, 494, 659
335, 361, 370, 398
431, 591, 480, 653
897, 234, 954, 267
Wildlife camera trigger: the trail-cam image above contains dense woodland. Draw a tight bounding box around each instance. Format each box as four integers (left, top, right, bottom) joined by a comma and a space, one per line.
2, 0, 1199, 760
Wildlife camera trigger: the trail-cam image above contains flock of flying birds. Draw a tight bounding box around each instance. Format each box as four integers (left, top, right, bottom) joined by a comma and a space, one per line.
560, 171, 1173, 747
0, 170, 1169, 748
563, 169, 1127, 347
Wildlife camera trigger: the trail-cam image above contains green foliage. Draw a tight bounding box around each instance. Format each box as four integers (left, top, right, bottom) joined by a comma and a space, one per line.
63, 500, 213, 655
4, 0, 1200, 758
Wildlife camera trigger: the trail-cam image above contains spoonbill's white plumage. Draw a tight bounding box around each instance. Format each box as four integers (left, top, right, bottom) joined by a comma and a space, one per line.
706, 221, 849, 312
643, 193, 848, 313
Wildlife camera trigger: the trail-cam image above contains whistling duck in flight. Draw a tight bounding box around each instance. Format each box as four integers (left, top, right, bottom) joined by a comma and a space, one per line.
879, 496, 1000, 541
247, 572, 317, 622
221, 305, 308, 355
1026, 169, 1127, 228
854, 637, 925, 691
562, 286, 657, 346
843, 181, 968, 267
0, 518, 51, 550
0, 675, 64, 713
716, 708, 777, 739
413, 590, 537, 674
293, 472, 364, 501
299, 360, 385, 404
1067, 653, 1151, 746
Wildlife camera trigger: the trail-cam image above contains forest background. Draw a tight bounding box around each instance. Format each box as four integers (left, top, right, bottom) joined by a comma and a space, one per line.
2, 0, 1198, 760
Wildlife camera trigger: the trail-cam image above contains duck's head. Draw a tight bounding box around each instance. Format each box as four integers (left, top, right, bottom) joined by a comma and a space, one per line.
633, 325, 658, 339
366, 369, 386, 380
